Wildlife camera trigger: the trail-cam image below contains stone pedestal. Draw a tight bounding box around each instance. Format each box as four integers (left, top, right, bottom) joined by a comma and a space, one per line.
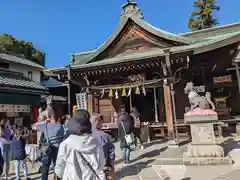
183, 114, 232, 165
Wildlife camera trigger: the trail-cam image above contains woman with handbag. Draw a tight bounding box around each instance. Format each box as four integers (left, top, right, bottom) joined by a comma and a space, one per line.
118, 108, 134, 164
55, 109, 106, 180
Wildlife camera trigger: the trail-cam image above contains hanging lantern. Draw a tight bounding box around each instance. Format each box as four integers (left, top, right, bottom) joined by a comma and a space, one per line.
135, 86, 140, 95
109, 89, 113, 97
142, 86, 146, 96
115, 90, 119, 99
122, 87, 126, 96
127, 88, 132, 97
100, 89, 105, 98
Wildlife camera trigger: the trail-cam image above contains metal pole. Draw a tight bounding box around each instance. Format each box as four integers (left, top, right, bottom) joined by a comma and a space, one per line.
170, 83, 179, 144
129, 93, 132, 111
67, 65, 71, 116
234, 63, 240, 94
153, 87, 159, 122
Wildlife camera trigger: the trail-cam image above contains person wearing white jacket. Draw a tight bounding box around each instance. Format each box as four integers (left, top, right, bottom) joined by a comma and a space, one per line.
55, 109, 106, 180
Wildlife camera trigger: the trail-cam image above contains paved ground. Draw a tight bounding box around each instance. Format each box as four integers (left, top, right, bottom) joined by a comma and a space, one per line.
6, 138, 240, 179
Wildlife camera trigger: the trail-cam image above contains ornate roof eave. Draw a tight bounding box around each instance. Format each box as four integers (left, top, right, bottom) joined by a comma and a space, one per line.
71, 32, 240, 72
84, 16, 197, 64
71, 48, 193, 71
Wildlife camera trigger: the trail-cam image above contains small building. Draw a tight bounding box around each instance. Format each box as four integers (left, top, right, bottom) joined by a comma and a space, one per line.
46, 2, 240, 138
0, 53, 48, 127
0, 53, 44, 83
41, 73, 68, 116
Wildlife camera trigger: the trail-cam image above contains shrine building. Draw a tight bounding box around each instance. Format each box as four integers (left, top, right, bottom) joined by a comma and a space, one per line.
46, 2, 240, 139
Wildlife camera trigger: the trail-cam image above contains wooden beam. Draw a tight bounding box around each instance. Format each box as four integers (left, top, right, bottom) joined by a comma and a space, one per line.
163, 84, 174, 137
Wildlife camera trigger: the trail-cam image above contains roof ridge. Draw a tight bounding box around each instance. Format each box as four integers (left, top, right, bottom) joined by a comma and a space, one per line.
132, 16, 197, 44
180, 22, 240, 36
0, 53, 45, 69
73, 50, 96, 56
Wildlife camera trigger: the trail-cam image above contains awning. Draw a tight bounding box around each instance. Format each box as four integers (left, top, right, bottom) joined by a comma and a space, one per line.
0, 93, 41, 105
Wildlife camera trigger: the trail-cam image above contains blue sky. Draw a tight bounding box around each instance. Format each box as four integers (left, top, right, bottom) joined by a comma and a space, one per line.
0, 0, 239, 68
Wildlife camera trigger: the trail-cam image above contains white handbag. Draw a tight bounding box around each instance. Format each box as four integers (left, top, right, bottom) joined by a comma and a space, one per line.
120, 121, 134, 145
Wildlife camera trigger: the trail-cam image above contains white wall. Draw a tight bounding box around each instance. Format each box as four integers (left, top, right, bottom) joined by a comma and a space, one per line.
9, 63, 41, 83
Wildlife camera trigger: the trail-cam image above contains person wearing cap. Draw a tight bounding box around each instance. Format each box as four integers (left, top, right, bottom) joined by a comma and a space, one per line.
32, 109, 64, 180
55, 109, 106, 180
90, 113, 116, 180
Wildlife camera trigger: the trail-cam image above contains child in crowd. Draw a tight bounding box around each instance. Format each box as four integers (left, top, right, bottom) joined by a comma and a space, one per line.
11, 127, 31, 180
0, 125, 11, 180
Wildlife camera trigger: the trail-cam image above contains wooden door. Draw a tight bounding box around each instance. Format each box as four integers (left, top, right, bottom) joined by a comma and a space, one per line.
99, 99, 114, 123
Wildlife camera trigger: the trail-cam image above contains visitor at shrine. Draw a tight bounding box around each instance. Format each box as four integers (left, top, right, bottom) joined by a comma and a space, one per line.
130, 107, 144, 149
118, 107, 133, 164
90, 113, 116, 180
55, 109, 106, 180
0, 124, 11, 180
11, 127, 31, 180
0, 119, 13, 141
32, 110, 65, 180
0, 145, 4, 179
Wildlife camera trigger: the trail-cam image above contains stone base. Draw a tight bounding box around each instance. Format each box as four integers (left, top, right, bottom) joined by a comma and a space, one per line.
187, 144, 224, 157
183, 152, 232, 165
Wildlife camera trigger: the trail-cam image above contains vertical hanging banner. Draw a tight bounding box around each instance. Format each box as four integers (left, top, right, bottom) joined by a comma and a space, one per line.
76, 93, 87, 110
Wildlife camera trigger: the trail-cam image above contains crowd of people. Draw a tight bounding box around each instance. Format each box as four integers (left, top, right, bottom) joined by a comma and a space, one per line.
0, 119, 31, 180
0, 105, 143, 180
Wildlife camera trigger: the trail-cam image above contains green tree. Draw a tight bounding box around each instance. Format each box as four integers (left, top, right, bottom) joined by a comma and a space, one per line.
188, 0, 220, 31
0, 34, 45, 66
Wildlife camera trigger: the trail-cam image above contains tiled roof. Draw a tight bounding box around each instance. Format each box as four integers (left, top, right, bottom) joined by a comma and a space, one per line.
0, 69, 47, 91
71, 31, 240, 70
180, 23, 240, 39
0, 53, 45, 69
42, 78, 67, 88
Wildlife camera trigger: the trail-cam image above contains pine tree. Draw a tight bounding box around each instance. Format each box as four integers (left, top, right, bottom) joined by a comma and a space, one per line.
188, 0, 220, 31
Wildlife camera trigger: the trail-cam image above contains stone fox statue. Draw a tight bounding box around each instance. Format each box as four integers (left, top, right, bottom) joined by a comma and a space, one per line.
184, 82, 215, 111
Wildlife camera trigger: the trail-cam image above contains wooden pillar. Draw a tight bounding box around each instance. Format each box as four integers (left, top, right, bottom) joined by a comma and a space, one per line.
87, 94, 93, 114
163, 84, 174, 137
93, 97, 99, 113
234, 63, 240, 94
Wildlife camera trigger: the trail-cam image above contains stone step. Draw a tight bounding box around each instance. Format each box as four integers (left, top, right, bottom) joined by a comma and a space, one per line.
183, 152, 233, 165
152, 165, 187, 180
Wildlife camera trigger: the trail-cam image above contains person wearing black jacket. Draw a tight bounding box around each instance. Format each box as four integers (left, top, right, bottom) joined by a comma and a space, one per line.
118, 108, 133, 164
130, 107, 144, 149
11, 129, 31, 180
